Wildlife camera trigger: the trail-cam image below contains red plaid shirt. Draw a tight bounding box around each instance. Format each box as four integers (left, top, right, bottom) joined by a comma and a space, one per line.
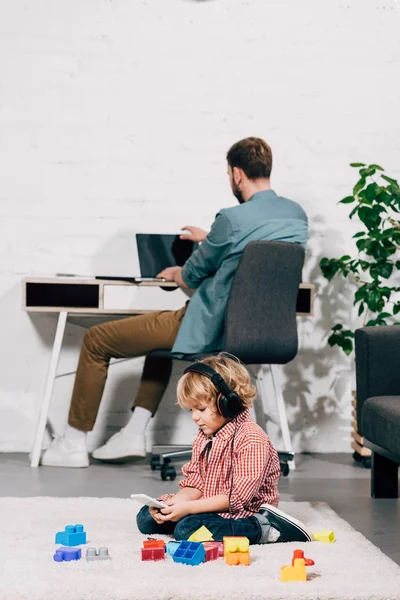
159, 410, 280, 519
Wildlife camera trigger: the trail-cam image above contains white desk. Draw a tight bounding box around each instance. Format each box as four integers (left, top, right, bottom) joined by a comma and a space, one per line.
23, 276, 315, 467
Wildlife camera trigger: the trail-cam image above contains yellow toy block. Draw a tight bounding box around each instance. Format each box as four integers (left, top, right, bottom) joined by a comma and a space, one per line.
225, 551, 250, 566
188, 526, 213, 542
313, 529, 335, 543
223, 536, 250, 557
280, 558, 307, 582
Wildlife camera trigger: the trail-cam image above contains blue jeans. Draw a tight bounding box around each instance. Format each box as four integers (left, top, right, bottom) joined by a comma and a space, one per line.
136, 506, 269, 545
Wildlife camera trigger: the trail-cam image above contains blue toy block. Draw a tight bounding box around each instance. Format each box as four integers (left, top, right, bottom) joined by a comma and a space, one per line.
53, 547, 82, 562
55, 524, 87, 546
166, 541, 181, 556
172, 541, 206, 566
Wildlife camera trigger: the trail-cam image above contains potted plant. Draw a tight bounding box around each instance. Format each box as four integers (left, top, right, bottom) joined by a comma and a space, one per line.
320, 163, 400, 465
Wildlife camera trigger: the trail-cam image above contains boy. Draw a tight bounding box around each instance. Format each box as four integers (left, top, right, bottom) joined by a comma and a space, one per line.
136, 355, 312, 544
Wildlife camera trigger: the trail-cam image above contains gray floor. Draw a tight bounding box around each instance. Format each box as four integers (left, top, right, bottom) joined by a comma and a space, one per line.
1, 452, 399, 565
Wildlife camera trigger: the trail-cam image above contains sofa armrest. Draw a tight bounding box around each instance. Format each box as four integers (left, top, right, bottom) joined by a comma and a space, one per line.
355, 326, 400, 435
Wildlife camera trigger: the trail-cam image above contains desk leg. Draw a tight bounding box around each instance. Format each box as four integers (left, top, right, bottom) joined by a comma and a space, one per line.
30, 311, 68, 468
270, 364, 296, 470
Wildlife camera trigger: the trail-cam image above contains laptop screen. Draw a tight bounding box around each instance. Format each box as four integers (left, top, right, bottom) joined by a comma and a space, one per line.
136, 234, 199, 277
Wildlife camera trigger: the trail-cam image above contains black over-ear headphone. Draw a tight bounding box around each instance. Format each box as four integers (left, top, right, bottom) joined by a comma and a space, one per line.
183, 362, 245, 419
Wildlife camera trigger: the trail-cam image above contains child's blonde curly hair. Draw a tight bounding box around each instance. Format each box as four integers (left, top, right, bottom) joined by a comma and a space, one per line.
177, 353, 257, 412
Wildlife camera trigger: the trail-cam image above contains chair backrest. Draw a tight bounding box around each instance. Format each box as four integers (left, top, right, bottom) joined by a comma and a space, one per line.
224, 241, 305, 364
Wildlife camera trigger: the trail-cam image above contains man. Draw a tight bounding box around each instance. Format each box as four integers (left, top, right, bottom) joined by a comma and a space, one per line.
41, 137, 308, 468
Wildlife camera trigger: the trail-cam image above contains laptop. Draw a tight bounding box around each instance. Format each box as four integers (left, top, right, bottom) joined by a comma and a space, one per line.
96, 233, 198, 283
134, 233, 198, 281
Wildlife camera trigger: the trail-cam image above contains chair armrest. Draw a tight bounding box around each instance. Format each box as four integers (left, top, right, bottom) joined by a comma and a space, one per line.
355, 326, 400, 434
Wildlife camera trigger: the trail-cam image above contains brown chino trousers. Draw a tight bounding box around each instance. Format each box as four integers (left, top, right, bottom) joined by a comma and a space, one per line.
68, 305, 187, 431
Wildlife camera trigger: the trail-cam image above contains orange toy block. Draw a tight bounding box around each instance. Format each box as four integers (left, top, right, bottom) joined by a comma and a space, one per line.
143, 539, 165, 549
225, 551, 250, 566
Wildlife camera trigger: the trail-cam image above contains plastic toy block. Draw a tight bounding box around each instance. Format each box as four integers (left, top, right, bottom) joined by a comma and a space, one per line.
280, 558, 307, 582
166, 541, 181, 556
141, 547, 165, 561
203, 541, 224, 558
223, 536, 250, 557
55, 524, 87, 546
313, 529, 335, 543
291, 549, 314, 566
204, 545, 219, 561
188, 526, 213, 542
86, 547, 111, 561
143, 539, 165, 549
53, 547, 81, 562
225, 551, 250, 566
172, 541, 206, 566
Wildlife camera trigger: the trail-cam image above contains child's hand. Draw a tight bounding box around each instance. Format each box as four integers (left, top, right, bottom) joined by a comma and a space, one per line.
158, 501, 192, 522
149, 507, 164, 524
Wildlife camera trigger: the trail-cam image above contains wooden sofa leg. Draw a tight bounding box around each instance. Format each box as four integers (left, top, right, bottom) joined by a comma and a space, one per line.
371, 451, 398, 498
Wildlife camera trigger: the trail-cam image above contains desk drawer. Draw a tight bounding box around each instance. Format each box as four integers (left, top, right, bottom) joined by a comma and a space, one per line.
102, 285, 189, 312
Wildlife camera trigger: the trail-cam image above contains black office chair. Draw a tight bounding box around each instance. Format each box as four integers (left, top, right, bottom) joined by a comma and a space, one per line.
150, 240, 305, 480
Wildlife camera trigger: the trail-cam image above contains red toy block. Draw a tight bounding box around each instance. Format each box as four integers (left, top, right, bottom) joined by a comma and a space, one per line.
141, 547, 165, 561
204, 545, 219, 561
143, 539, 165, 549
292, 549, 314, 566
203, 542, 224, 558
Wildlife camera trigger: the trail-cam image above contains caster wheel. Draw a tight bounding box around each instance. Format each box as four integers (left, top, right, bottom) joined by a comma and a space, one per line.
161, 465, 176, 481
150, 455, 161, 471
362, 456, 371, 469
280, 462, 289, 477
352, 451, 363, 463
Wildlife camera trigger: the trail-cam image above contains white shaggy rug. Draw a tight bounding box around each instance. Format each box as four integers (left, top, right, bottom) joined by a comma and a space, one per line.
0, 497, 399, 600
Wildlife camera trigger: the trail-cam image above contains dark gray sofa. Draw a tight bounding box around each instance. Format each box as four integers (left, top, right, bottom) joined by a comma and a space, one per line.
355, 326, 400, 498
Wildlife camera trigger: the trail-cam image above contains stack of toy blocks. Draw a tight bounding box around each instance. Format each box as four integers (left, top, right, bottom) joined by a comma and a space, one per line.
55, 524, 87, 546
172, 541, 206, 566
141, 539, 165, 561
223, 536, 250, 566
280, 550, 314, 582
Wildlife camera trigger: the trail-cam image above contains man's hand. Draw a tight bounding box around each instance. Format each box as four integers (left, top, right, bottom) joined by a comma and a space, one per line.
180, 226, 208, 243
157, 500, 193, 523
157, 266, 181, 281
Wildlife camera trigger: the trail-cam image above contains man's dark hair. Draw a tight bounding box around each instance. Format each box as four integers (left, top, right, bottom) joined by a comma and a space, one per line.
226, 137, 272, 180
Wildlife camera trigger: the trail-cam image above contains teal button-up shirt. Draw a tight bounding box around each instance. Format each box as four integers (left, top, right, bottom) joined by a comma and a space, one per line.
171, 190, 308, 357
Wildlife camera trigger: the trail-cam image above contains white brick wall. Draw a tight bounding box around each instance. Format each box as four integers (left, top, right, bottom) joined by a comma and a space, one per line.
0, 0, 399, 453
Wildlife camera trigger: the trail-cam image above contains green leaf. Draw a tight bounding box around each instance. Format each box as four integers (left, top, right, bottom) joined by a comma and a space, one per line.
358, 303, 364, 316
369, 164, 384, 171
340, 196, 356, 204
331, 324, 343, 331
353, 178, 367, 195
381, 175, 398, 184
350, 162, 366, 167
353, 232, 366, 238
393, 303, 400, 315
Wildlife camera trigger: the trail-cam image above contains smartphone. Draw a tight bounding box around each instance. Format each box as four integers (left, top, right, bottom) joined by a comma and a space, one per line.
130, 494, 168, 509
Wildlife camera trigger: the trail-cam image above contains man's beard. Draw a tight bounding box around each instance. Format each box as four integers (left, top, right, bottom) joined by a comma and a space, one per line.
232, 182, 245, 204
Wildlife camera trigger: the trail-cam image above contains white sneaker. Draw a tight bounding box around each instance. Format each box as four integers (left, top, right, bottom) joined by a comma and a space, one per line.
91, 429, 146, 461
40, 437, 89, 468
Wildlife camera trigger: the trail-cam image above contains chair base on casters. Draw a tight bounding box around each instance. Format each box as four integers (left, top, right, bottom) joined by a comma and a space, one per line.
151, 446, 295, 480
